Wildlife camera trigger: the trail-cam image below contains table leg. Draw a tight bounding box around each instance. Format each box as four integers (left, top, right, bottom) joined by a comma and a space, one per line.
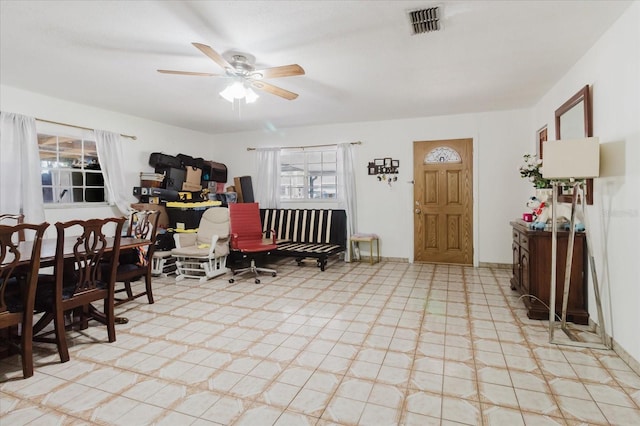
88, 304, 129, 325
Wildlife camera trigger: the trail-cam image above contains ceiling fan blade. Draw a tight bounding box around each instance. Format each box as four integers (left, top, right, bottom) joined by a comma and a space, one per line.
157, 69, 220, 77
250, 81, 299, 100
253, 64, 305, 79
192, 42, 233, 72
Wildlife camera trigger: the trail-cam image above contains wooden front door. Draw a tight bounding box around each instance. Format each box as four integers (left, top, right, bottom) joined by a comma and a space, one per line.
413, 139, 473, 264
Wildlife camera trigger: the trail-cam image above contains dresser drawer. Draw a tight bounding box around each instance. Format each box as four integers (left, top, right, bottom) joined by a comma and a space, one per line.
513, 230, 520, 245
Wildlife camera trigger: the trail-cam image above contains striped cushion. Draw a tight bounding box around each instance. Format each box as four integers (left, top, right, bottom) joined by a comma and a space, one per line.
261, 209, 347, 247
276, 242, 343, 255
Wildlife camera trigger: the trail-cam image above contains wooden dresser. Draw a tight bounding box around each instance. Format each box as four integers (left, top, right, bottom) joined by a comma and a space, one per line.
510, 220, 589, 324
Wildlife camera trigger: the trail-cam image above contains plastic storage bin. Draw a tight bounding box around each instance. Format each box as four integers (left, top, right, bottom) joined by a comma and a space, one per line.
165, 200, 221, 230
140, 172, 165, 188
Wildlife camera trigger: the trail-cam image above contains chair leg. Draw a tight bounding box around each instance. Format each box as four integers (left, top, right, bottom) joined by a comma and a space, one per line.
54, 306, 70, 363
105, 297, 116, 343
144, 272, 154, 304
124, 281, 134, 299
229, 259, 276, 284
79, 305, 89, 330
21, 312, 34, 378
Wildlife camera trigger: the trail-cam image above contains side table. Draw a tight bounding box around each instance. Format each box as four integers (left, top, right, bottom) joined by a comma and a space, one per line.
350, 233, 380, 265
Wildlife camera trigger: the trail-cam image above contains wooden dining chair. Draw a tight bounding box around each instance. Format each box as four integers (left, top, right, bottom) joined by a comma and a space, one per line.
112, 210, 159, 306
0, 214, 25, 241
33, 217, 125, 363
0, 221, 49, 378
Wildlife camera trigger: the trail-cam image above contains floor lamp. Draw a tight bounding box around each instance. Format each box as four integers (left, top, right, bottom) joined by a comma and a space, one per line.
542, 137, 610, 350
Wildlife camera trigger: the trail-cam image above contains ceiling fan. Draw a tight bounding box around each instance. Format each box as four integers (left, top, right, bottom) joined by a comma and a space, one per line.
158, 42, 305, 101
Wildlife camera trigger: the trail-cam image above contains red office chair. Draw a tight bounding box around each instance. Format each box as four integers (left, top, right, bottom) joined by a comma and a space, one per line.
228, 203, 277, 284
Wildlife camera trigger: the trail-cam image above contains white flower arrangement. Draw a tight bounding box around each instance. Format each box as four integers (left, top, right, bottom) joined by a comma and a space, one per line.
519, 154, 551, 189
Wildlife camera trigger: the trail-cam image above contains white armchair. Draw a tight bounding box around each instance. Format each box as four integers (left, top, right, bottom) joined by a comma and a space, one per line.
171, 207, 230, 282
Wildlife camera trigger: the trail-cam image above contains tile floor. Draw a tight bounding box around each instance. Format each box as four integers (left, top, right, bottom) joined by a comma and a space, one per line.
1, 261, 640, 425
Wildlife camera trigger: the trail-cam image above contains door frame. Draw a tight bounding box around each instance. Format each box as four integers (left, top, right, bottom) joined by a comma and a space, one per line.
410, 137, 479, 266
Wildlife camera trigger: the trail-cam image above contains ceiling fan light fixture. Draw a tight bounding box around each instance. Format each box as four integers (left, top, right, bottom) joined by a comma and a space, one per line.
219, 85, 236, 103
220, 80, 259, 104
245, 87, 259, 104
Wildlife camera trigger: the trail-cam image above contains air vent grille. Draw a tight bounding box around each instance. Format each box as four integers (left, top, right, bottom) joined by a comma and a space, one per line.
409, 7, 440, 34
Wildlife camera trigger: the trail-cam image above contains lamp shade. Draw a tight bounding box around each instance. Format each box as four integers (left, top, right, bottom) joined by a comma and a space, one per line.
542, 137, 600, 179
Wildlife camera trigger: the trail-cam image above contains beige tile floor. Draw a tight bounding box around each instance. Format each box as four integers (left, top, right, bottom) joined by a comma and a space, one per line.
1, 261, 640, 425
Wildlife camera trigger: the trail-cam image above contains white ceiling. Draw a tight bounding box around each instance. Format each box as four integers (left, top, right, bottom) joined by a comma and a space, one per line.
0, 1, 632, 135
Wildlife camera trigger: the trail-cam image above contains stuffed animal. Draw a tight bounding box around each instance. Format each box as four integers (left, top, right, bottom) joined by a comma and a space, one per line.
526, 192, 585, 231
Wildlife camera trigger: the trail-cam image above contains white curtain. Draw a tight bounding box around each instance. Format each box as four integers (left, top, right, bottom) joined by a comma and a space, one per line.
0, 112, 46, 223
337, 142, 358, 261
255, 147, 281, 208
95, 129, 131, 215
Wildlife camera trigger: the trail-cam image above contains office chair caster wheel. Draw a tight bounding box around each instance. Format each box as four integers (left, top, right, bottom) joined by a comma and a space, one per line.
255, 279, 260, 284
229, 278, 235, 283
272, 273, 276, 277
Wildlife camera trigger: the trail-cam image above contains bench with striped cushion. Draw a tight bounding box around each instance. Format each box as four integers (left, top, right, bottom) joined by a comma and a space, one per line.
260, 208, 347, 271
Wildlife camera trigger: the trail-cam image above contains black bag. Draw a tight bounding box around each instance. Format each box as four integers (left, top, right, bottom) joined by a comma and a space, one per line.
149, 152, 182, 169
177, 153, 205, 169
132, 187, 180, 202
155, 232, 175, 251
155, 166, 186, 191
202, 161, 228, 183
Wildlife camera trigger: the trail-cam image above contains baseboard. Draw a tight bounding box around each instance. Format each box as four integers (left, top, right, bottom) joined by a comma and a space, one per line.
479, 262, 511, 269
586, 318, 640, 376
611, 335, 640, 376
344, 257, 408, 263
380, 257, 408, 263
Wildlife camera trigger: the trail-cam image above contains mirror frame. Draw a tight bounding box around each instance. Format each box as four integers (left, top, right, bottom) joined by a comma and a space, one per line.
554, 85, 593, 205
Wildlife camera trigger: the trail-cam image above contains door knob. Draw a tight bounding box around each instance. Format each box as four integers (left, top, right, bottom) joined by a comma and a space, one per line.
415, 208, 421, 214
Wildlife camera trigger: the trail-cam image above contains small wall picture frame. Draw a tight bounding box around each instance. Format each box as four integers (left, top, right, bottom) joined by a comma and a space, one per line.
383, 157, 392, 168
368, 165, 376, 175
391, 159, 399, 168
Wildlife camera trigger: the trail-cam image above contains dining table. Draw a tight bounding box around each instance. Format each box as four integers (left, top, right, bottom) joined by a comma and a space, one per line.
16, 235, 152, 324
16, 236, 151, 267
2, 234, 152, 361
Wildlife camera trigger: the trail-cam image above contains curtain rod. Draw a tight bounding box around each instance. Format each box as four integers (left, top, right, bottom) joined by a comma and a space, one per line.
36, 118, 137, 140
246, 141, 361, 151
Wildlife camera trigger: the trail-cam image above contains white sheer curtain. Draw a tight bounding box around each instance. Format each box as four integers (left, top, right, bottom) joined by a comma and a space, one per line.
255, 147, 281, 208
0, 111, 45, 223
337, 142, 358, 261
95, 129, 132, 215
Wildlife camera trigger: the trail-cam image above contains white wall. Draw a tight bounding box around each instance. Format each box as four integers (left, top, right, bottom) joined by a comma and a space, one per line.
532, 3, 639, 364
1, 84, 532, 264
210, 109, 532, 265
0, 85, 215, 225
0, 80, 533, 264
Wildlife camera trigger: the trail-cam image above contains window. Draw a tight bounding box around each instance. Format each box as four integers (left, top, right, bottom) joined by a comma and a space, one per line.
38, 127, 106, 205
425, 146, 461, 163
280, 148, 337, 201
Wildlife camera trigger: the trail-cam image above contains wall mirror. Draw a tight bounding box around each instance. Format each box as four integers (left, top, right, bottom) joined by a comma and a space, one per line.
555, 85, 593, 204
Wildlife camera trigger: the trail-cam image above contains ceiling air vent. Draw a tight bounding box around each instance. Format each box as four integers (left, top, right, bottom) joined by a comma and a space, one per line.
409, 7, 440, 34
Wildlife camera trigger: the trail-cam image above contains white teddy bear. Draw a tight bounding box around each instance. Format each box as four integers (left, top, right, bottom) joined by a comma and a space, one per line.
526, 191, 585, 231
